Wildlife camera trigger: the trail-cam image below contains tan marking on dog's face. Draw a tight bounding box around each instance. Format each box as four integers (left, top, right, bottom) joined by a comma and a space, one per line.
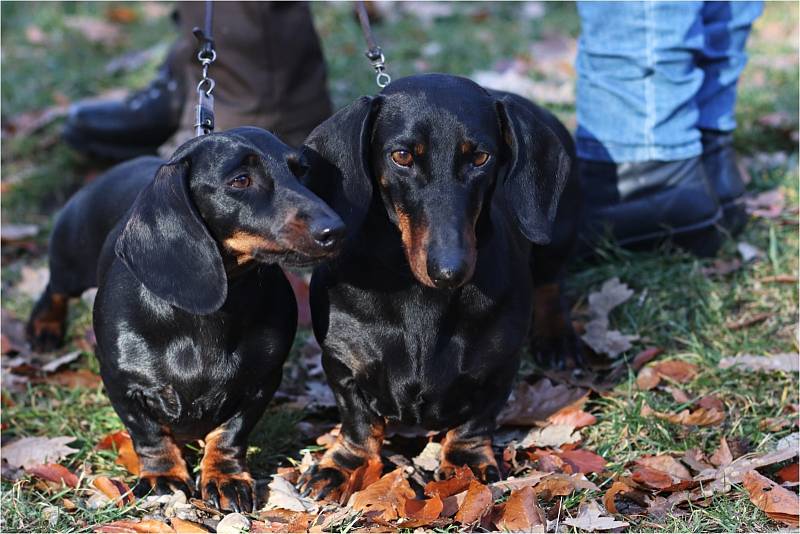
414, 143, 426, 156
396, 208, 434, 287
224, 230, 283, 264
460, 141, 474, 155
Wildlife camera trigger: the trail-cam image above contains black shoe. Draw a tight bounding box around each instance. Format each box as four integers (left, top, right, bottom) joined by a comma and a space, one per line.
577, 156, 723, 258
62, 61, 184, 161
701, 129, 747, 235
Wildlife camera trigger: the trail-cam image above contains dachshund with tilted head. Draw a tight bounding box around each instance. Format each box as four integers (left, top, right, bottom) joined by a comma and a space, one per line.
27, 127, 345, 512
297, 74, 582, 499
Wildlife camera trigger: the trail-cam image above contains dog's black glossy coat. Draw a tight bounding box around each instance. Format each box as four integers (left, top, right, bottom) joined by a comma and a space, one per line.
27, 128, 345, 511
298, 74, 581, 497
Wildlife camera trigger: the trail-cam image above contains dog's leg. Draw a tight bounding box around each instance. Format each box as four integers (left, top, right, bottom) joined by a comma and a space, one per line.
529, 245, 583, 369
437, 419, 500, 483
130, 428, 194, 498
299, 380, 385, 501
26, 285, 69, 352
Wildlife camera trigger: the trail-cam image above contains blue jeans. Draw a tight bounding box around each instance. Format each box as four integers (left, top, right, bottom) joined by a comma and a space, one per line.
576, 1, 763, 163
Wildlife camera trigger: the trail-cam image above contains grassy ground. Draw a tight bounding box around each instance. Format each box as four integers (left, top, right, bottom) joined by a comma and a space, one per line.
1, 2, 797, 532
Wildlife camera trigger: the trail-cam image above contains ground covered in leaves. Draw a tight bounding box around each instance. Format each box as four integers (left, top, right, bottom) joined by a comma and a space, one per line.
1, 2, 798, 533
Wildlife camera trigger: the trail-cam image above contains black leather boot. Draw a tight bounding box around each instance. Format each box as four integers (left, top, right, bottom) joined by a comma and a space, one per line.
62, 58, 184, 161
577, 156, 724, 258
701, 129, 747, 235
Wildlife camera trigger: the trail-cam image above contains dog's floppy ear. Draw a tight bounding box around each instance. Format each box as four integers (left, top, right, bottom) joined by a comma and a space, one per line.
301, 96, 382, 236
115, 160, 227, 314
496, 95, 571, 245
226, 126, 284, 154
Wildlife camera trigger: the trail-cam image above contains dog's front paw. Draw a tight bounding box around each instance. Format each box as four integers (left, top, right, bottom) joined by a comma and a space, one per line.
439, 432, 500, 483
133, 473, 194, 499
200, 471, 255, 513
297, 463, 349, 501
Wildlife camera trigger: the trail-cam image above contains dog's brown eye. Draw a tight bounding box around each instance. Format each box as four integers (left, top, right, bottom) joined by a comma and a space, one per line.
229, 174, 251, 189
472, 152, 490, 167
391, 150, 414, 167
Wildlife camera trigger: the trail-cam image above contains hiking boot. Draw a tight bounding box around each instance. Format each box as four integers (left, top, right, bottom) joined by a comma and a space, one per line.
62, 60, 184, 161
701, 129, 747, 235
577, 156, 724, 258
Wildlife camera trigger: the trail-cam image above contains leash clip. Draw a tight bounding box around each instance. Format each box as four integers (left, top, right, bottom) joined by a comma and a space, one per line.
366, 47, 391, 88
195, 90, 215, 137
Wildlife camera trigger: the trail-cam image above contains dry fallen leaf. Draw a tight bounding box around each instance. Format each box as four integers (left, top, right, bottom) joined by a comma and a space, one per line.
742, 470, 799, 527
709, 437, 734, 467
412, 441, 442, 472
94, 519, 175, 533
636, 359, 699, 390
2, 436, 79, 469
168, 518, 207, 533
520, 424, 580, 449
350, 468, 414, 521
581, 278, 639, 358
266, 475, 318, 513
96, 430, 139, 476
63, 16, 122, 46
636, 455, 691, 480
641, 403, 725, 427
631, 347, 664, 371
498, 378, 588, 426
546, 406, 597, 429
26, 463, 79, 488
602, 480, 634, 514
15, 266, 49, 299
725, 312, 771, 330
563, 500, 629, 532
339, 456, 383, 504
37, 369, 103, 389
719, 353, 799, 373
92, 476, 134, 508
494, 486, 546, 532
425, 465, 475, 498
453, 480, 493, 525
401, 494, 444, 525
745, 188, 786, 219
557, 449, 607, 474
776, 463, 799, 484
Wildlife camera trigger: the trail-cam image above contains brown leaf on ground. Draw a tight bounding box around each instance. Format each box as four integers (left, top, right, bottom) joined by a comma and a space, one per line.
491, 471, 550, 492
546, 406, 597, 429
401, 494, 443, 524
636, 455, 692, 480
719, 353, 799, 373
92, 476, 134, 507
96, 431, 139, 476
760, 274, 798, 284
745, 188, 785, 219
694, 441, 799, 497
498, 378, 588, 426
256, 509, 315, 533
632, 467, 696, 492
520, 424, 580, 449
641, 403, 725, 426
556, 449, 606, 474
667, 386, 691, 403
701, 258, 742, 277
1, 436, 79, 469
682, 449, 714, 474
636, 359, 698, 390
454, 480, 493, 525
340, 456, 383, 504
94, 519, 175, 533
350, 468, 415, 522
563, 500, 629, 531
742, 470, 799, 527
709, 437, 734, 467
266, 475, 318, 513
580, 278, 639, 358
36, 369, 103, 389
532, 473, 599, 500
776, 463, 799, 484
168, 518, 207, 533
494, 486, 546, 532
26, 463, 79, 488
725, 312, 771, 330
603, 480, 634, 514
424, 465, 475, 498
631, 347, 664, 371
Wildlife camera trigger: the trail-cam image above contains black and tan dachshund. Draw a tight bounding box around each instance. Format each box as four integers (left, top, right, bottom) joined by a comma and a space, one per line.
26, 127, 345, 512
298, 74, 581, 498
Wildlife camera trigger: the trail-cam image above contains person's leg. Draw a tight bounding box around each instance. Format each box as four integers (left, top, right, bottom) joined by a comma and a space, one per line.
63, 1, 332, 161
166, 1, 332, 152
576, 1, 722, 257
697, 1, 763, 234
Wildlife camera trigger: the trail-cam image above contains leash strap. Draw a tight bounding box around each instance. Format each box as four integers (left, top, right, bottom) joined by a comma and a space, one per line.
193, 0, 216, 136
355, 1, 391, 88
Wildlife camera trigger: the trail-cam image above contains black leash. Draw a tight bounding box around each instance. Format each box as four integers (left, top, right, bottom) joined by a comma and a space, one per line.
193, 0, 216, 136
355, 1, 391, 89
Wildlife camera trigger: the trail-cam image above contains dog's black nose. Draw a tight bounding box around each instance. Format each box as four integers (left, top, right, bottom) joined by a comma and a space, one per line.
310, 218, 346, 250
428, 256, 469, 289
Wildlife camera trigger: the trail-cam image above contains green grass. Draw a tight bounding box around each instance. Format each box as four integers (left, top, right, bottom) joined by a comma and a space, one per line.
1, 2, 797, 533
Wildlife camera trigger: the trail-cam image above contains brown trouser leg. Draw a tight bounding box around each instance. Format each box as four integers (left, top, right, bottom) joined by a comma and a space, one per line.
166, 1, 332, 149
